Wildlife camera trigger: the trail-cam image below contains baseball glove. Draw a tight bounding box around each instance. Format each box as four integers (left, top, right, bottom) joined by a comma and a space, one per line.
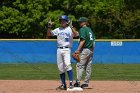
72, 52, 80, 62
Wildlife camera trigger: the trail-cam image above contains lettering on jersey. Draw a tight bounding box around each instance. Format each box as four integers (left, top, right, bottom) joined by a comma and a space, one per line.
58, 32, 70, 37
58, 32, 70, 42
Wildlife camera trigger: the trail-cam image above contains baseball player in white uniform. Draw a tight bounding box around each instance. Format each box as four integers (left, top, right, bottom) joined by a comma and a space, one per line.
47, 15, 78, 90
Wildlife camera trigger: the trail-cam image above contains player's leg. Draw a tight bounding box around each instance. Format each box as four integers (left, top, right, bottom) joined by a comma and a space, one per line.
56, 48, 67, 90
74, 49, 90, 87
62, 48, 74, 88
81, 50, 93, 88
74, 62, 84, 87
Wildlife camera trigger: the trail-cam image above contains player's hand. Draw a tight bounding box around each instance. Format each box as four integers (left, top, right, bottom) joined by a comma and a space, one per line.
47, 19, 54, 28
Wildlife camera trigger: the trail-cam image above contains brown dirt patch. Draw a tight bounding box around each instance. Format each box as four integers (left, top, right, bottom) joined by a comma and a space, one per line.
0, 80, 140, 93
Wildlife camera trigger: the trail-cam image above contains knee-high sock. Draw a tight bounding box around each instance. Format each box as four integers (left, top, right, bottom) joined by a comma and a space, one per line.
67, 70, 73, 82
60, 73, 66, 85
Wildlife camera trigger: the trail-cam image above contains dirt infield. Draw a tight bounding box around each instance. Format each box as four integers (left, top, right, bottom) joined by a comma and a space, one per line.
0, 80, 140, 93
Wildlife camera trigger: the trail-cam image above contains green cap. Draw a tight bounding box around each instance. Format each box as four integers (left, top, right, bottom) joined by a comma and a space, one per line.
78, 17, 88, 22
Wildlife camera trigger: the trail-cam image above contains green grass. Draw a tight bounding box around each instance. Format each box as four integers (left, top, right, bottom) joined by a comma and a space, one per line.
0, 63, 140, 80
92, 64, 140, 80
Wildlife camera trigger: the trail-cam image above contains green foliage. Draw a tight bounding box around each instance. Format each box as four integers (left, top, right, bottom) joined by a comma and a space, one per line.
0, 0, 140, 39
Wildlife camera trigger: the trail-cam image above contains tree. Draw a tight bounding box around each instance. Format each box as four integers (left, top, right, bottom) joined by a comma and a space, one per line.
0, 0, 140, 39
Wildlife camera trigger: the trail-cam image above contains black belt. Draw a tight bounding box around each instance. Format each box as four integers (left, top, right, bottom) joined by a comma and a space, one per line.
58, 47, 69, 49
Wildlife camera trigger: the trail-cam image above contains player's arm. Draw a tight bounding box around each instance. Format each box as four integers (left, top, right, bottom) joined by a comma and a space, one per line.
71, 27, 79, 37
69, 19, 79, 37
75, 39, 85, 53
47, 19, 54, 37
47, 27, 52, 36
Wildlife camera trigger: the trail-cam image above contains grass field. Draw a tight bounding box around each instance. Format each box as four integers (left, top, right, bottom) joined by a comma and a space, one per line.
0, 63, 140, 80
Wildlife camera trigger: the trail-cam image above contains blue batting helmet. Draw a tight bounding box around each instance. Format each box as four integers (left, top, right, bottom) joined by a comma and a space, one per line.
59, 15, 69, 22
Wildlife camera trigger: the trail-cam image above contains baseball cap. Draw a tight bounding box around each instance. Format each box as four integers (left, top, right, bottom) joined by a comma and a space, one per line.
78, 17, 88, 22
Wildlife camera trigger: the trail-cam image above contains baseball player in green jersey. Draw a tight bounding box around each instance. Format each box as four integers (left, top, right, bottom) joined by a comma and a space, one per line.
74, 17, 95, 88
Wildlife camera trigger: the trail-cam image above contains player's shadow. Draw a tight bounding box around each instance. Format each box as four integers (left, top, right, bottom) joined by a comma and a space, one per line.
83, 87, 93, 89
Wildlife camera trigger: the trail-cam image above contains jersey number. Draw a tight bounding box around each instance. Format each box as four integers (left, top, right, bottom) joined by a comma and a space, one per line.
89, 32, 93, 40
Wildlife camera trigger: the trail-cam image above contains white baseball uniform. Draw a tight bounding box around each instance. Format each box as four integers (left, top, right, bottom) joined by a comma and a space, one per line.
51, 26, 74, 74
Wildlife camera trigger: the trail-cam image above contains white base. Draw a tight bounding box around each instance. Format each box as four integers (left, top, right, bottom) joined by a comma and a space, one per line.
67, 87, 83, 91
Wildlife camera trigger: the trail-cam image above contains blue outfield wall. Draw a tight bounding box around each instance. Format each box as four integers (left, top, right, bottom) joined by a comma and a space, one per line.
94, 40, 140, 64
0, 39, 140, 64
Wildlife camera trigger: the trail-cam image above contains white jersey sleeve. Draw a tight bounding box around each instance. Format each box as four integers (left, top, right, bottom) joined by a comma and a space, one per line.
51, 28, 59, 36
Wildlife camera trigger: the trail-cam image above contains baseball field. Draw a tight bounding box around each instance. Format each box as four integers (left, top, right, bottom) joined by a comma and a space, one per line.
0, 63, 140, 93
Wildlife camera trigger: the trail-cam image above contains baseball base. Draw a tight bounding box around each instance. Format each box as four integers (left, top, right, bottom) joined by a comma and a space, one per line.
67, 87, 83, 91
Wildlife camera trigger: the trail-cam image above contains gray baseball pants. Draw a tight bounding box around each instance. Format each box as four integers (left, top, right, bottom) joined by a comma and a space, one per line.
76, 48, 93, 84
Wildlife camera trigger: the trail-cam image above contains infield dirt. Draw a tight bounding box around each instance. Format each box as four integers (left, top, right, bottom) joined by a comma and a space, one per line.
0, 80, 140, 93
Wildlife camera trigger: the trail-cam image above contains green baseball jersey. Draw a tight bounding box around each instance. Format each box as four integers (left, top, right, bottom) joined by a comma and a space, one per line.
79, 26, 94, 48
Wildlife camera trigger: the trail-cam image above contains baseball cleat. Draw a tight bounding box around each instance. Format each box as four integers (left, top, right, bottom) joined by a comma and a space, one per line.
74, 82, 80, 87
56, 84, 67, 90
68, 81, 74, 89
68, 85, 74, 89
81, 84, 88, 88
